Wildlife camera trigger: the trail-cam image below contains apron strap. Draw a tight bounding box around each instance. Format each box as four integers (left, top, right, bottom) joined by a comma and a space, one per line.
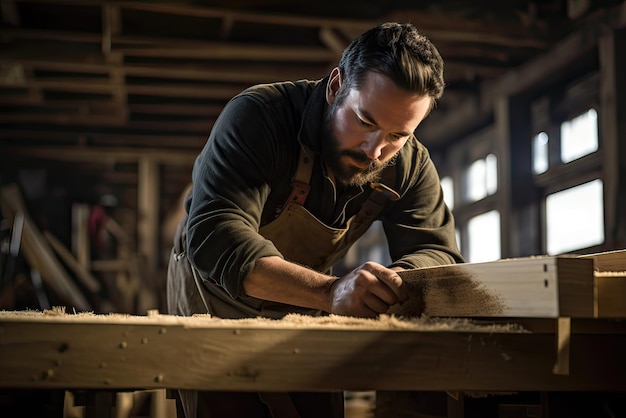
283, 145, 399, 224
285, 146, 314, 206
355, 164, 399, 224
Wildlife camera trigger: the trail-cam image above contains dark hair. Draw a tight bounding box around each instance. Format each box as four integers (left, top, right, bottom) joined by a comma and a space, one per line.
337, 22, 445, 104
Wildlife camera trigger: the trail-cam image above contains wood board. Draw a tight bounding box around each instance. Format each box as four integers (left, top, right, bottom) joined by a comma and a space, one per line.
580, 249, 626, 318
393, 256, 595, 318
0, 311, 625, 392
0, 184, 91, 310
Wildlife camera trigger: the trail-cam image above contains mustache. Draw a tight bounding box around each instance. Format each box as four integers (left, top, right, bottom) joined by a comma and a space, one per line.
341, 150, 378, 166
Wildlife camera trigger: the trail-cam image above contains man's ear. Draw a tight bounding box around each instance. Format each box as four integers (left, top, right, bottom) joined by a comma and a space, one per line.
326, 67, 342, 105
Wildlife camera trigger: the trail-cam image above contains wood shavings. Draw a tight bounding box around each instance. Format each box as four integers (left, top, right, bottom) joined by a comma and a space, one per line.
595, 271, 626, 277
0, 309, 527, 333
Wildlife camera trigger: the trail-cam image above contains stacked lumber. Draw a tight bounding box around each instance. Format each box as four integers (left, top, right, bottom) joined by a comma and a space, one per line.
1, 184, 92, 311
0, 184, 158, 314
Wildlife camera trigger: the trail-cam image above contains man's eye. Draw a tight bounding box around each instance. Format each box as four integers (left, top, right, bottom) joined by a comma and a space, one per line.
357, 117, 373, 128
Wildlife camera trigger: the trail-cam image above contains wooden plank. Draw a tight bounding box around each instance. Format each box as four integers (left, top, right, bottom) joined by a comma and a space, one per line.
579, 250, 626, 318
43, 230, 100, 294
138, 157, 159, 279
595, 273, 626, 318
393, 256, 594, 318
71, 203, 90, 270
0, 185, 91, 311
0, 312, 624, 392
579, 249, 626, 272
2, 145, 197, 164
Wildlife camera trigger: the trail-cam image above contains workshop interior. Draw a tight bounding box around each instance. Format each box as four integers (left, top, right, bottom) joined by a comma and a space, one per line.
1, 1, 625, 417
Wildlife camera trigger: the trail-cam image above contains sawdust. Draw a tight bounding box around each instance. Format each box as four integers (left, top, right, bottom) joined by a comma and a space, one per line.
0, 308, 526, 333
595, 271, 626, 277
393, 265, 506, 317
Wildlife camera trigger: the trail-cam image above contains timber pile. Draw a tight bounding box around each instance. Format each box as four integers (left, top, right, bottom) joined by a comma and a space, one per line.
0, 183, 158, 314
1, 184, 92, 311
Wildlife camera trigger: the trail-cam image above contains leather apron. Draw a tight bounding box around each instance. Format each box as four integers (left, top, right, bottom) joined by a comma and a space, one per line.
166, 146, 396, 418
167, 146, 396, 320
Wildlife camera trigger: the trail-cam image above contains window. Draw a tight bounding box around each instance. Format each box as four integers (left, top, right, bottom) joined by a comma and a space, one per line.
532, 131, 549, 174
560, 108, 598, 163
467, 210, 501, 262
528, 72, 604, 256
545, 179, 604, 254
440, 176, 454, 209
466, 154, 497, 202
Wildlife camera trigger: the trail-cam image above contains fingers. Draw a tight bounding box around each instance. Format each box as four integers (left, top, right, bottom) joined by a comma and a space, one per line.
357, 262, 409, 304
329, 262, 409, 318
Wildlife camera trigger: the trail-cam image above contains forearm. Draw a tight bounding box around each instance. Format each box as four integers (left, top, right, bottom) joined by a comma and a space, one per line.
243, 256, 337, 312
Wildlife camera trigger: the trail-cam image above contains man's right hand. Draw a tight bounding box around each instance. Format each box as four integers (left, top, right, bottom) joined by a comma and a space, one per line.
329, 261, 409, 318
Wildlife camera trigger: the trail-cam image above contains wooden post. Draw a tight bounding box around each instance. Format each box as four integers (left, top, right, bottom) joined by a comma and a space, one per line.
138, 157, 160, 279
599, 28, 626, 248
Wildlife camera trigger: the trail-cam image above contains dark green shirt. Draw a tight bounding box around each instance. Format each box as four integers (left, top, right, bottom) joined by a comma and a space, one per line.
186, 77, 464, 298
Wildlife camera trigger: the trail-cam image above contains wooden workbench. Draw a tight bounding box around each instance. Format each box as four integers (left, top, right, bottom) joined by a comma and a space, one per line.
1, 310, 624, 393
1, 250, 624, 416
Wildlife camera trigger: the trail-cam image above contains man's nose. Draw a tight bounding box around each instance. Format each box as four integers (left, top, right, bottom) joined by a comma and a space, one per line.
360, 132, 385, 160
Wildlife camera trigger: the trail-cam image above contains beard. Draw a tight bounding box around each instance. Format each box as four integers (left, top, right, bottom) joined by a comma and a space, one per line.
321, 103, 396, 187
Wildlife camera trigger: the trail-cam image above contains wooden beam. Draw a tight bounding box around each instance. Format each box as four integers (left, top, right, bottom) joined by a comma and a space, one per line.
44, 230, 101, 294
579, 249, 626, 272
71, 203, 91, 270
0, 185, 91, 311
0, 57, 329, 84
0, 130, 205, 149
490, 1, 626, 98
599, 29, 626, 248
137, 157, 159, 278
580, 250, 626, 318
0, 113, 211, 133
319, 27, 348, 56
18, 79, 245, 100
1, 0, 19, 26
393, 256, 595, 318
1, 146, 197, 164
0, 312, 624, 392
595, 273, 626, 318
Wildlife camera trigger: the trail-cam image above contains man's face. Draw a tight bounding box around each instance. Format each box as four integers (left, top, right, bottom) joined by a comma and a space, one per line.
322, 70, 433, 187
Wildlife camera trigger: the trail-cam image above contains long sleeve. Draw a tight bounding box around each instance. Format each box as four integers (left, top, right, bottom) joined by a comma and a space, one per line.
383, 139, 465, 268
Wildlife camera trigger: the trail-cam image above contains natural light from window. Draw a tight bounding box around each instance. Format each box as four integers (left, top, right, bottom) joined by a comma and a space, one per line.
532, 131, 549, 174
440, 176, 454, 209
546, 179, 604, 255
467, 210, 501, 262
466, 154, 497, 202
560, 108, 598, 163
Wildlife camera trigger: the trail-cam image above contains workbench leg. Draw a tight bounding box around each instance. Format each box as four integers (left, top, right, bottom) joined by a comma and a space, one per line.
541, 391, 626, 418
375, 390, 448, 417
0, 389, 65, 418
84, 391, 114, 418
446, 392, 464, 418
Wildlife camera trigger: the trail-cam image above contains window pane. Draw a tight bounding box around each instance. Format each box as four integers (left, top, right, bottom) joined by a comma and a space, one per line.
546, 179, 604, 254
485, 153, 498, 195
467, 210, 501, 263
561, 108, 598, 163
466, 155, 498, 202
532, 131, 549, 174
440, 176, 454, 209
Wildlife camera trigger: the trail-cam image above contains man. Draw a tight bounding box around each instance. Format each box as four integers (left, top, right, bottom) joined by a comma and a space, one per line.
167, 21, 464, 418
